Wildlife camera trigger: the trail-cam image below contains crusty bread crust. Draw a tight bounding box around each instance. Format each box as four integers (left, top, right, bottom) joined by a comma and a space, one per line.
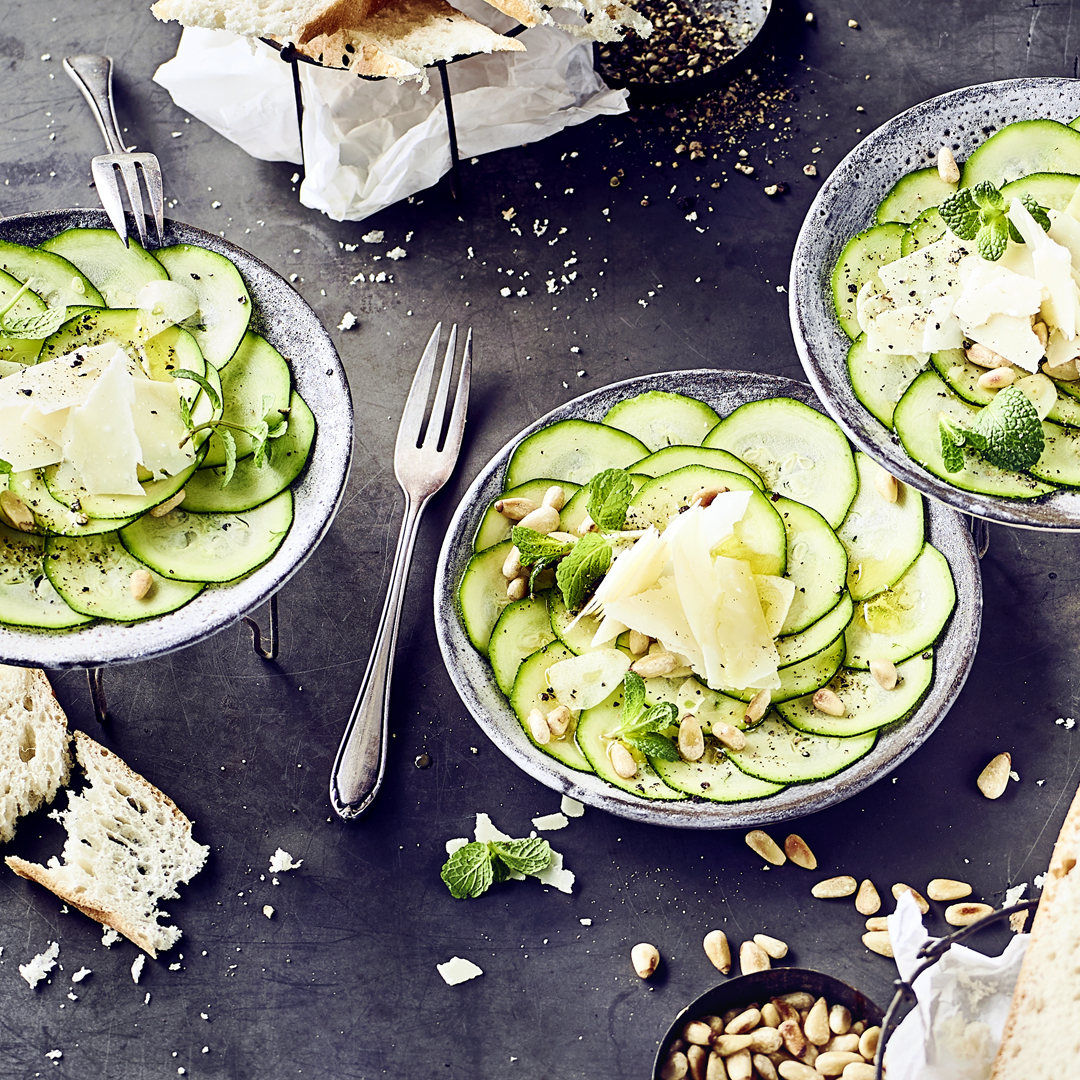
991, 781, 1080, 1078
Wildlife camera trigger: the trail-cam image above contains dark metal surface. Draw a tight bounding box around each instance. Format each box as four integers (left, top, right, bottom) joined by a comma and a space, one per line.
1, 2, 1078, 1078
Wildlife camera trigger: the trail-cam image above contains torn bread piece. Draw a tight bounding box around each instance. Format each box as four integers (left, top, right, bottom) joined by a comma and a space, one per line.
0, 665, 71, 845
6, 731, 209, 957
151, 0, 391, 43
477, 0, 651, 41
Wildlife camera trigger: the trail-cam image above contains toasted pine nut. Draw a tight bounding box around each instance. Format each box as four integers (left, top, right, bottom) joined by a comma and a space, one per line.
546, 705, 572, 738
854, 878, 881, 915
506, 576, 527, 601
841, 1064, 876, 1080
683, 1020, 713, 1046
713, 721, 746, 751
862, 931, 893, 957
966, 343, 1011, 369
753, 934, 788, 959
502, 546, 523, 580
630, 941, 660, 978
752, 1053, 779, 1080
705, 1050, 727, 1080
858, 1026, 881, 1061
815, 1051, 864, 1077
892, 883, 929, 914
829, 1005, 852, 1035
760, 1002, 781, 1028
542, 485, 566, 510
748, 1026, 782, 1053
528, 707, 551, 745
0, 490, 35, 532
129, 568, 154, 600
874, 469, 898, 504
517, 505, 560, 534
869, 658, 898, 690
864, 916, 889, 931
772, 999, 800, 1026
714, 1033, 753, 1056
778, 992, 815, 1010
149, 489, 186, 517
978, 752, 1012, 799
945, 901, 994, 926
660, 1051, 688, 1080
744, 688, 771, 725
739, 940, 770, 974
850, 1021, 866, 1036
690, 486, 729, 508
778, 1020, 807, 1058
726, 1048, 752, 1080
927, 878, 972, 902
936, 145, 960, 184
812, 875, 856, 898
703, 929, 731, 973
784, 833, 817, 870
678, 714, 705, 761
494, 496, 537, 520
1034, 320, 1049, 350
608, 740, 638, 779
745, 829, 787, 866
804, 997, 830, 1046
827, 1033, 860, 1053
977, 367, 1018, 390
686, 1045, 708, 1080
813, 688, 845, 716
576, 513, 597, 535
630, 652, 678, 678
628, 629, 651, 656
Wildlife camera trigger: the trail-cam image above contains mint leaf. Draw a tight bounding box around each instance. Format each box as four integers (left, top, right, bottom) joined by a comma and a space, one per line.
1018, 193, 1051, 232
626, 732, 681, 761
939, 415, 966, 473
621, 671, 647, 727
971, 180, 1005, 212
0, 459, 11, 475
527, 554, 562, 595
587, 468, 633, 531
511, 525, 573, 566
940, 188, 981, 240
622, 699, 679, 736
491, 837, 553, 876
977, 215, 1009, 261
440, 842, 495, 899
971, 384, 1045, 470
171, 368, 222, 413
1, 306, 68, 340
251, 420, 271, 468
556, 531, 612, 611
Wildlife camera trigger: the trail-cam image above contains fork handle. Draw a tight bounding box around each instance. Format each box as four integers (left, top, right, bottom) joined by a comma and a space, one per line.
330, 494, 426, 819
63, 55, 126, 155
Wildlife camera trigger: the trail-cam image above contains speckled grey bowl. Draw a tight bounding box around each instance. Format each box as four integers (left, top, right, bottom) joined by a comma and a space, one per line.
790, 77, 1080, 531
0, 209, 353, 668
433, 370, 981, 829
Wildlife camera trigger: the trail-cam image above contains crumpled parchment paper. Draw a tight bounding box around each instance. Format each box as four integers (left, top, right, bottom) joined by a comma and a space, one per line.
153, 1, 628, 221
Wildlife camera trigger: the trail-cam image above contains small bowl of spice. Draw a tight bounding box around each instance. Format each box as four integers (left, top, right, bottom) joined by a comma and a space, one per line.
595, 0, 771, 102
653, 967, 884, 1080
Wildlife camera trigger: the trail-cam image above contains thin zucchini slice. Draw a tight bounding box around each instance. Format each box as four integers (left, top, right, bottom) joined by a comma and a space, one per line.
846, 334, 927, 427
900, 207, 947, 256
778, 651, 934, 737
0, 523, 93, 629
961, 120, 1080, 189
774, 497, 847, 635
727, 712, 877, 784
705, 398, 859, 528
473, 479, 579, 551
776, 592, 854, 667
0, 239, 105, 308
505, 419, 648, 487
43, 463, 196, 523
510, 643, 592, 772
837, 452, 925, 602
1001, 172, 1080, 211
118, 489, 293, 583
457, 539, 513, 654
720, 631, 846, 704
0, 267, 48, 365
7, 470, 136, 538
830, 222, 906, 339
40, 228, 169, 308
549, 592, 613, 655
603, 391, 720, 451
1029, 420, 1080, 487
652, 746, 785, 801
45, 532, 204, 621
876, 167, 958, 225
488, 594, 556, 696
845, 544, 955, 669
629, 444, 764, 488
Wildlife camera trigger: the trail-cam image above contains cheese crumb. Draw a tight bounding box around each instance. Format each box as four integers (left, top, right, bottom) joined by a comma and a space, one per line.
500, 287, 512, 297
337, 311, 357, 331
1056, 716, 1076, 729
386, 247, 407, 260
45, 1050, 62, 1061
362, 230, 384, 243
436, 956, 483, 985
536, 850, 575, 894
560, 796, 584, 818
102, 928, 120, 947
71, 968, 91, 983
131, 955, 146, 984
532, 812, 569, 831
580, 918, 592, 926
445, 837, 469, 856
290, 172, 300, 183
269, 848, 303, 874
263, 905, 275, 919
20, 942, 60, 989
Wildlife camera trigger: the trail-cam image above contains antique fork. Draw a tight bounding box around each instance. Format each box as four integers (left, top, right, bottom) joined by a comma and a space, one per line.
330, 323, 471, 820
63, 54, 164, 248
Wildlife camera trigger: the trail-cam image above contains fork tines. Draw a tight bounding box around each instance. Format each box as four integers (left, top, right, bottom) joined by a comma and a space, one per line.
92, 153, 164, 250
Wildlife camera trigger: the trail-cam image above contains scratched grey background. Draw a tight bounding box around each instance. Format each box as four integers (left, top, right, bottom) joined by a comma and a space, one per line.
0, 1, 1078, 1077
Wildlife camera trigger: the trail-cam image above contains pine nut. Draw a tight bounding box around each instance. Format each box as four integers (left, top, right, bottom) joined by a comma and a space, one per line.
778, 992, 815, 1011
748, 1026, 782, 1053
784, 834, 817, 870
576, 513, 597, 535
661, 1051, 689, 1080
777, 1057, 817, 1079
630, 652, 678, 678
686, 1045, 708, 1080
679, 714, 706, 761
528, 707, 551, 744
129, 568, 154, 600
978, 752, 1011, 799
926, 878, 972, 902
760, 1003, 781, 1028
812, 688, 845, 716
542, 485, 566, 511
850, 1021, 865, 1036
743, 688, 771, 725
752, 1054, 778, 1080
864, 916, 889, 932
811, 875, 856, 898
705, 1051, 727, 1080
608, 741, 638, 779
494, 497, 537, 520
691, 486, 729, 508
628, 630, 651, 656
841, 1065, 876, 1080
739, 940, 770, 974
804, 997, 830, 1045
546, 705, 573, 738
869, 658, 898, 690
713, 721, 746, 751
858, 1026, 881, 1061
726, 1048, 752, 1080
873, 469, 898, 504
829, 1005, 852, 1035
945, 902, 994, 926
502, 546, 523, 579
772, 1000, 799, 1026
714, 1033, 753, 1056
506, 576, 527, 601
936, 145, 961, 184
517, 506, 560, 534
966, 343, 1011, 368
725, 1008, 761, 1035
855, 879, 881, 915
892, 883, 929, 914
798, 1042, 819, 1067
1034, 320, 1049, 350
149, 489, 186, 517
977, 367, 1017, 390
684, 1021, 713, 1046
827, 1034, 860, 1053
861, 931, 893, 957
753, 934, 788, 959
0, 490, 35, 532
745, 830, 787, 866
703, 929, 732, 973
631, 941, 659, 978
815, 1051, 864, 1077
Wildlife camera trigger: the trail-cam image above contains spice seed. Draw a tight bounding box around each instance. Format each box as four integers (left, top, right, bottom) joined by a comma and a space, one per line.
745, 829, 787, 866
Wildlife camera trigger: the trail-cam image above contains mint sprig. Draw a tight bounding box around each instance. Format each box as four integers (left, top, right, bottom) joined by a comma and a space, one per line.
939, 181, 1049, 261
938, 385, 1044, 474
556, 531, 613, 611
587, 468, 633, 530
0, 280, 67, 340
440, 837, 554, 899
615, 671, 680, 759
511, 525, 573, 565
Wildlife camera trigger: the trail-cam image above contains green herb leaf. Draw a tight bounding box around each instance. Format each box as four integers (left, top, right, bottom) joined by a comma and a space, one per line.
971, 384, 1045, 471
251, 420, 271, 469
939, 188, 981, 240
0, 459, 11, 475
976, 215, 1009, 261
440, 842, 495, 899
621, 698, 679, 737
1018, 193, 1051, 232
527, 554, 562, 595
511, 525, 573, 566
556, 531, 613, 612
491, 837, 553, 877
171, 368, 222, 413
626, 732, 681, 761
939, 415, 966, 473
218, 428, 237, 489
1, 306, 69, 340
587, 468, 634, 531
972, 180, 1005, 212
621, 671, 647, 728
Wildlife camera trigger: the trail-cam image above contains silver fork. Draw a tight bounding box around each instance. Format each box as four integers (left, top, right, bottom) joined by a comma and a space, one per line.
330, 323, 472, 820
63, 54, 164, 249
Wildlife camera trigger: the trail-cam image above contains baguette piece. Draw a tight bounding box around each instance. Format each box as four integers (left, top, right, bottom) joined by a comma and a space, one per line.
6, 731, 209, 957
151, 0, 390, 44
991, 781, 1080, 1078
0, 664, 71, 844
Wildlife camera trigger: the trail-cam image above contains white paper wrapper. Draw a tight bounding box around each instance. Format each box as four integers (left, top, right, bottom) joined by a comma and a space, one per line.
884, 891, 1030, 1080
153, 5, 628, 221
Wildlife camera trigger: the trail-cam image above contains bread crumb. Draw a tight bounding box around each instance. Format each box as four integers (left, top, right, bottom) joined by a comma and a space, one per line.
436, 956, 483, 985
263, 905, 274, 919
560, 796, 584, 818
102, 928, 120, 947
131, 955, 145, 984
362, 230, 384, 243
269, 848, 303, 874
290, 172, 300, 183
1056, 716, 1076, 729
386, 247, 406, 260
169, 963, 181, 971
19, 941, 59, 989
45, 1050, 62, 1061
580, 918, 592, 926
337, 311, 357, 331
500, 287, 512, 297
71, 968, 91, 983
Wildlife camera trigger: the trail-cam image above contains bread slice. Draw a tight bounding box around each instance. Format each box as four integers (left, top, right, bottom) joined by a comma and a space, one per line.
0, 664, 71, 844
990, 781, 1080, 1078
475, 0, 651, 41
151, 0, 390, 44
6, 731, 209, 957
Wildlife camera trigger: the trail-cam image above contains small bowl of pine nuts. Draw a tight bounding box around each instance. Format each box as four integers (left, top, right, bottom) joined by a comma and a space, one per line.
654, 967, 884, 1080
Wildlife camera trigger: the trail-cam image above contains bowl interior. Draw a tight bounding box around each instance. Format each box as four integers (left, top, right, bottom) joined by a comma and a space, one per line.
0, 208, 353, 667
790, 77, 1080, 530
433, 368, 982, 829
